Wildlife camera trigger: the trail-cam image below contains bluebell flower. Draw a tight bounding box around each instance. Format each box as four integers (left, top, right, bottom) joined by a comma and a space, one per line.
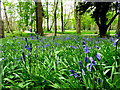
46, 44, 50, 47
84, 46, 89, 53
42, 80, 46, 83
6, 35, 8, 37
113, 39, 119, 47
84, 57, 89, 62
69, 73, 79, 77
36, 35, 39, 39
30, 34, 32, 37
31, 37, 34, 40
65, 37, 70, 40
110, 38, 114, 42
116, 31, 120, 38
24, 38, 27, 42
30, 29, 32, 32
98, 78, 102, 84
94, 46, 100, 50
69, 70, 74, 73
89, 57, 94, 62
70, 45, 77, 49
79, 61, 82, 68
92, 60, 97, 66
86, 63, 93, 71
82, 41, 86, 45
89, 57, 97, 66
27, 47, 32, 51
81, 69, 86, 75
94, 41, 99, 44
96, 53, 102, 61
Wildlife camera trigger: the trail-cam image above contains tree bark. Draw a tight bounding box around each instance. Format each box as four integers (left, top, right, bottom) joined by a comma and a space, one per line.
0, 0, 4, 38
76, 14, 81, 34
54, 0, 58, 36
3, 3, 13, 33
46, 1, 49, 31
35, 0, 43, 36
117, 13, 120, 34
61, 0, 64, 33
99, 25, 108, 37
49, 20, 54, 31
75, 1, 81, 34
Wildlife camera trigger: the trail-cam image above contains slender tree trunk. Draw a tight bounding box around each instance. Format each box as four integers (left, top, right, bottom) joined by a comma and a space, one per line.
49, 20, 54, 31
0, 0, 4, 38
3, 3, 13, 33
117, 13, 120, 34
46, 1, 49, 31
35, 0, 43, 36
61, 0, 64, 33
54, 0, 58, 36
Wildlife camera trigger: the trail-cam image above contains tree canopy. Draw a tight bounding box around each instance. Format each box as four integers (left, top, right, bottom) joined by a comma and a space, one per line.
77, 1, 120, 37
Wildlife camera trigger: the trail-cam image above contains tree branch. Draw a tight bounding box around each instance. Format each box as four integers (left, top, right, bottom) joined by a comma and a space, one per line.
107, 12, 119, 27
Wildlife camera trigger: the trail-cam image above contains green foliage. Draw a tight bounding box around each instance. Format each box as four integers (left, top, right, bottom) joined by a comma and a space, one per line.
17, 0, 36, 31
1, 34, 120, 89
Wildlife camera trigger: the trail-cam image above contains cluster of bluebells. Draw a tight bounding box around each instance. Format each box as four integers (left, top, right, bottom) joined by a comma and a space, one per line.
69, 39, 102, 84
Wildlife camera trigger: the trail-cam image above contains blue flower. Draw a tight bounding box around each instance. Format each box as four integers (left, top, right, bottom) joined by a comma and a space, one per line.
113, 39, 119, 47
89, 57, 94, 62
36, 35, 39, 39
69, 70, 74, 73
81, 69, 86, 75
24, 38, 27, 42
96, 53, 102, 61
94, 46, 100, 50
65, 37, 70, 40
46, 44, 50, 47
30, 29, 32, 32
69, 73, 79, 77
84, 46, 89, 53
79, 61, 82, 68
84, 57, 89, 62
98, 78, 102, 84
26, 47, 32, 51
86, 63, 93, 71
116, 31, 120, 38
82, 41, 86, 45
31, 37, 34, 40
92, 60, 97, 66
30, 34, 32, 37
89, 57, 97, 66
70, 45, 77, 49
6, 35, 8, 37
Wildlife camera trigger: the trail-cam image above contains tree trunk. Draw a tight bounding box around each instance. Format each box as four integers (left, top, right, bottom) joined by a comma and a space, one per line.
49, 20, 54, 31
3, 3, 13, 33
99, 25, 108, 37
75, 1, 81, 34
76, 14, 81, 34
117, 13, 120, 34
0, 0, 4, 38
61, 0, 64, 34
35, 0, 43, 36
54, 0, 58, 36
46, 1, 49, 31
